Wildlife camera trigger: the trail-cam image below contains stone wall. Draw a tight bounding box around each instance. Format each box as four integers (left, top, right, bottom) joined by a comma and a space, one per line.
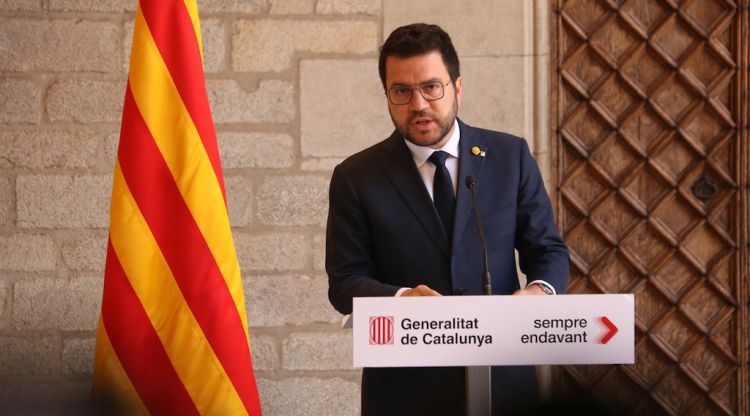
0, 0, 549, 414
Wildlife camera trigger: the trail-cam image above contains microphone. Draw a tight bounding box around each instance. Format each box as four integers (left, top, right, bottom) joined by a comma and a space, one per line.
465, 176, 492, 296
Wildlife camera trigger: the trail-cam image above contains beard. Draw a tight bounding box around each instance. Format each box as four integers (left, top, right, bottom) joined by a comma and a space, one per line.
391, 94, 458, 148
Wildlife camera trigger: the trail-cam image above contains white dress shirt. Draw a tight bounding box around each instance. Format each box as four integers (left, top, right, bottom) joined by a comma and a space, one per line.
403, 120, 460, 200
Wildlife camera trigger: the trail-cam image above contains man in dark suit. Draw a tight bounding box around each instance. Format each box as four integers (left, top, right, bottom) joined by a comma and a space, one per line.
326, 23, 569, 415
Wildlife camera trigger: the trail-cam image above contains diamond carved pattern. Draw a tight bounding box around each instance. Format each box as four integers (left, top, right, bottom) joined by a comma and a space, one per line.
564, 165, 607, 208
683, 339, 733, 386
561, 141, 584, 177
621, 47, 670, 92
682, 281, 728, 329
590, 194, 639, 238
590, 135, 638, 184
710, 314, 736, 352
561, 0, 608, 35
555, 0, 744, 413
620, 0, 670, 33
684, 43, 728, 89
590, 15, 638, 61
689, 398, 729, 416
561, 203, 585, 235
622, 167, 669, 209
564, 48, 608, 90
653, 313, 702, 356
562, 106, 609, 150
591, 76, 636, 121
651, 193, 698, 239
560, 85, 582, 119
565, 222, 610, 267
560, 25, 583, 61
712, 378, 736, 414
562, 365, 609, 390
620, 110, 667, 152
652, 78, 698, 122
590, 253, 639, 293
634, 281, 671, 327
712, 192, 734, 232
683, 224, 729, 269
621, 222, 669, 269
653, 137, 700, 180
628, 340, 671, 386
653, 368, 704, 413
685, 105, 730, 151
652, 16, 699, 61
653, 257, 700, 299
715, 21, 733, 52
709, 255, 734, 295
715, 81, 733, 110
566, 268, 594, 295
684, 0, 731, 32
710, 138, 733, 178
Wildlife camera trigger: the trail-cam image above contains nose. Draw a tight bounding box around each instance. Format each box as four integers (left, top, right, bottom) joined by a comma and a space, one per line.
408, 89, 429, 111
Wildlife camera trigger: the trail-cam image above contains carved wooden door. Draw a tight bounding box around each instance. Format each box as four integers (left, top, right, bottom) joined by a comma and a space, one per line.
552, 0, 749, 414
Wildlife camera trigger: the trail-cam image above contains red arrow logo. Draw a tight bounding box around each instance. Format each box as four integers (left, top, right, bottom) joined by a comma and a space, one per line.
598, 316, 618, 344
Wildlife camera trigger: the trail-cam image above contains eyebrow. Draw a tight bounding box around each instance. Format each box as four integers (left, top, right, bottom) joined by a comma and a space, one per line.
389, 78, 443, 88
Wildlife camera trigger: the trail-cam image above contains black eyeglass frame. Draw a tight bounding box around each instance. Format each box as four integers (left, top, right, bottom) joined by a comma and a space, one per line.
385, 80, 453, 105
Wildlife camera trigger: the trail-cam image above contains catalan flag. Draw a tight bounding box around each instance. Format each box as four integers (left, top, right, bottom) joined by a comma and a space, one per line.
92, 1, 261, 414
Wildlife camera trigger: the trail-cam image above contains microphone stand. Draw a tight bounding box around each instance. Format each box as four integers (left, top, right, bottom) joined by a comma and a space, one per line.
465, 176, 492, 416
467, 176, 492, 297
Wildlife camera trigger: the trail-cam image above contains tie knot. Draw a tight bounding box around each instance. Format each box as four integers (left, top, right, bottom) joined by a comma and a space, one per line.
428, 151, 450, 167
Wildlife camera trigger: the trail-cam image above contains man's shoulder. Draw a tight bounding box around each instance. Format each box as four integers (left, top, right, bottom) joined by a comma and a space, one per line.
460, 121, 528, 152
336, 132, 398, 173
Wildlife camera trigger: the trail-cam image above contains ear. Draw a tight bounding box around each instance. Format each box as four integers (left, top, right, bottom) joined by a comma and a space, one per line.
454, 76, 463, 106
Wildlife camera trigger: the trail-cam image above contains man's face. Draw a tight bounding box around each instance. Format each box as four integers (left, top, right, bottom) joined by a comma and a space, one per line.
385, 51, 463, 148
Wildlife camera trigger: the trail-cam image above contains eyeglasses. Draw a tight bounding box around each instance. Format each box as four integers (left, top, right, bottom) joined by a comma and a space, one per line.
386, 80, 452, 105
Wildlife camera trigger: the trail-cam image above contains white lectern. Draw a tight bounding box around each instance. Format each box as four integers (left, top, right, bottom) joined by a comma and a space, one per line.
352, 294, 634, 415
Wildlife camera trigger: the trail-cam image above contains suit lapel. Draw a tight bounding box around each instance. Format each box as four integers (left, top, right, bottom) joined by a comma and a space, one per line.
453, 121, 486, 247
381, 132, 451, 256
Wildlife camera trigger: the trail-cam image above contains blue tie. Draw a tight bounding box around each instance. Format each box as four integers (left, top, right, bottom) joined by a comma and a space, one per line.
428, 151, 455, 238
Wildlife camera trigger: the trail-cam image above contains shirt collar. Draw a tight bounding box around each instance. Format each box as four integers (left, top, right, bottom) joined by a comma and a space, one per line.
403, 119, 460, 168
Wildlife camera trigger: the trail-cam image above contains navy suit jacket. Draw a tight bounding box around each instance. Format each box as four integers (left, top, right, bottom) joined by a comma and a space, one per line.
326, 120, 569, 415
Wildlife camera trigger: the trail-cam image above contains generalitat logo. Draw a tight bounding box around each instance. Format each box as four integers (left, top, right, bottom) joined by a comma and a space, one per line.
369, 316, 394, 345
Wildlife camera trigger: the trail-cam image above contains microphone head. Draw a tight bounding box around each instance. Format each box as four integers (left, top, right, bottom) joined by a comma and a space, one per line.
465, 176, 477, 190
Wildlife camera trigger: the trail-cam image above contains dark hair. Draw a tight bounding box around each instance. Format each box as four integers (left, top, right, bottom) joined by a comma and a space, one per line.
378, 23, 460, 89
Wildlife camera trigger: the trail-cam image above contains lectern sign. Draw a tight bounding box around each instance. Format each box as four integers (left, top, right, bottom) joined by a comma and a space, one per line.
353, 294, 634, 367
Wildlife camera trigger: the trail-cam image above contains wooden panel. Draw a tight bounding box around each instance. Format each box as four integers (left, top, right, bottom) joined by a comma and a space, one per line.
551, 0, 749, 414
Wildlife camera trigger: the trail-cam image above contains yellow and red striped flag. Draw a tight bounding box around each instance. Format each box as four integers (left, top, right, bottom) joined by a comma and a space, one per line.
92, 1, 261, 414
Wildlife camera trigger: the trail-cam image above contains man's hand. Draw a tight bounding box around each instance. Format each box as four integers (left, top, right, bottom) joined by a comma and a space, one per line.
401, 284, 441, 296
513, 284, 549, 296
